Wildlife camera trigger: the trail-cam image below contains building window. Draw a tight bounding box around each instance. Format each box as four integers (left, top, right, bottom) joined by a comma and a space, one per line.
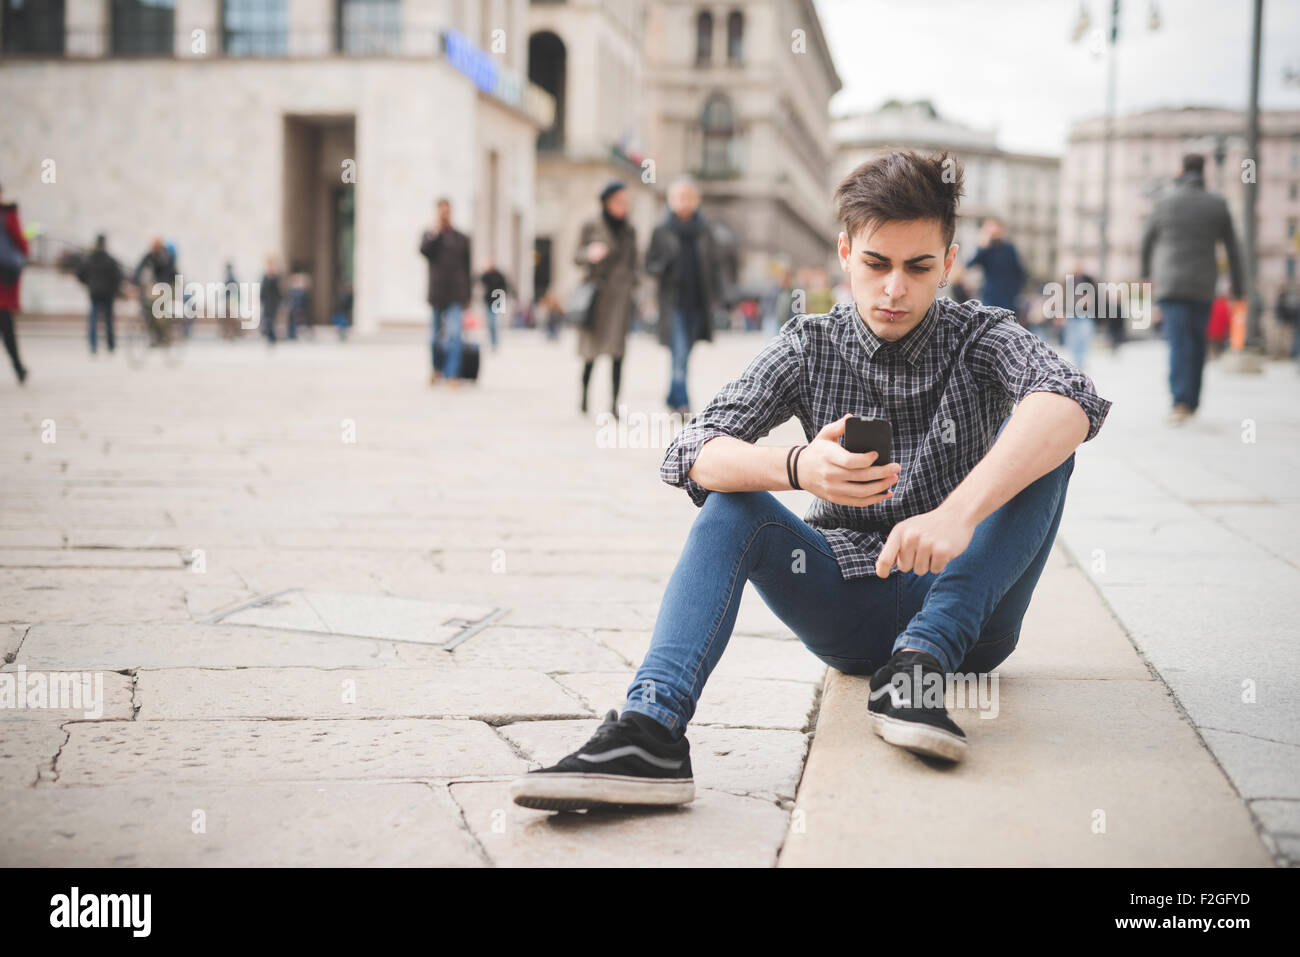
1287, 256, 1295, 279
695, 10, 712, 65
111, 0, 175, 56
1291, 183, 1299, 202
2, 0, 65, 54
701, 93, 735, 176
726, 10, 743, 63
337, 0, 399, 55
223, 0, 287, 55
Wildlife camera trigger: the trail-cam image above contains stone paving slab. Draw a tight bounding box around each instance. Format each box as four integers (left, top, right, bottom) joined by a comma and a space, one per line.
1248, 800, 1300, 865
991, 556, 1152, 681
13, 623, 420, 671
595, 629, 829, 685
448, 780, 789, 867
134, 667, 586, 721
447, 626, 629, 672
0, 721, 69, 788
499, 718, 810, 803
0, 669, 134, 721
0, 568, 190, 622
0, 548, 184, 569
55, 719, 527, 786
781, 672, 1272, 867
554, 671, 820, 731
0, 782, 484, 866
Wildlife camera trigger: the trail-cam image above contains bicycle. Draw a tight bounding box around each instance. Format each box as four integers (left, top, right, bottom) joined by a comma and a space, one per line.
124, 284, 186, 368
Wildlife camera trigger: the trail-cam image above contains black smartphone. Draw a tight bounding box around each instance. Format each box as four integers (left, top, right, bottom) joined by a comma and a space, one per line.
841, 416, 893, 480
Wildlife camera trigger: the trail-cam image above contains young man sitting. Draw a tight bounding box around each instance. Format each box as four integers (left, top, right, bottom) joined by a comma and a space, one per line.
511, 149, 1112, 812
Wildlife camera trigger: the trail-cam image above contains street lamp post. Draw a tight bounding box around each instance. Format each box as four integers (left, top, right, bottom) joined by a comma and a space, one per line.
1072, 1, 1159, 283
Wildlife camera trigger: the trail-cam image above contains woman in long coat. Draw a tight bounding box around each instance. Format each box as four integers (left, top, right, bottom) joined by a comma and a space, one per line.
574, 180, 638, 418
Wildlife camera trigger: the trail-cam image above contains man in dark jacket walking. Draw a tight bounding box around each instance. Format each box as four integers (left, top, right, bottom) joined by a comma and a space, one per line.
420, 197, 472, 387
1141, 153, 1244, 424
645, 176, 726, 415
76, 234, 125, 355
966, 217, 1026, 312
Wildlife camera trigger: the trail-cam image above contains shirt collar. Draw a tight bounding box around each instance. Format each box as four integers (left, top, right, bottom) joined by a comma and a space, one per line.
843, 297, 941, 367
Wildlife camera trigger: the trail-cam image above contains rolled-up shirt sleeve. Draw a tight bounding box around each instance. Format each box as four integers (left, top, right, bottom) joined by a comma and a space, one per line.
968, 313, 1113, 442
660, 329, 804, 505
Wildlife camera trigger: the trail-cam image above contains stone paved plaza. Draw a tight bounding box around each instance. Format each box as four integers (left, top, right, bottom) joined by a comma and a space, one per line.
0, 321, 1294, 866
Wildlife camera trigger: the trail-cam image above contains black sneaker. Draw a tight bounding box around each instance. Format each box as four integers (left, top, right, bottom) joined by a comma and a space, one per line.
867, 650, 967, 763
510, 708, 694, 811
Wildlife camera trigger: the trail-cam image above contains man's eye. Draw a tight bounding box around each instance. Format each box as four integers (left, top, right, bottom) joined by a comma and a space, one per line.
910, 266, 932, 273
865, 262, 887, 270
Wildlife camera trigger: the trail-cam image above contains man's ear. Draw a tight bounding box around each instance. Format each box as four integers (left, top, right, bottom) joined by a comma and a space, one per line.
946, 242, 960, 271
838, 232, 851, 270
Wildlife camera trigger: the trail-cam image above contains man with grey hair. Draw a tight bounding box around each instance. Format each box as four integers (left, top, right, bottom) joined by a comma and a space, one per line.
644, 175, 726, 414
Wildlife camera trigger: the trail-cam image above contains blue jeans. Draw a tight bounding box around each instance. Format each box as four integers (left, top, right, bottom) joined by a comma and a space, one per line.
88, 298, 115, 352
432, 303, 464, 378
667, 307, 695, 409
1161, 298, 1211, 410
623, 419, 1075, 737
1065, 315, 1094, 370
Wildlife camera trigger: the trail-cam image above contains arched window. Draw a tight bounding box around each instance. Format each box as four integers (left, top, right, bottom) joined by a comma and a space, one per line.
701, 93, 734, 175
726, 10, 743, 63
695, 10, 712, 65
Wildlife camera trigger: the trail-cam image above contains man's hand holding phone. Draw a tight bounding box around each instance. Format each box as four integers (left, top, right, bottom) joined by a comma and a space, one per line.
797, 414, 900, 507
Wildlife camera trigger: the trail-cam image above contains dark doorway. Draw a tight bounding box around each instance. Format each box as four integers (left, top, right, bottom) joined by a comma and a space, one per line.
528, 31, 566, 153
283, 114, 355, 327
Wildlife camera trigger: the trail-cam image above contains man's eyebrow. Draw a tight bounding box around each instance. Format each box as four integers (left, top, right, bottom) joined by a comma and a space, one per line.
862, 250, 938, 264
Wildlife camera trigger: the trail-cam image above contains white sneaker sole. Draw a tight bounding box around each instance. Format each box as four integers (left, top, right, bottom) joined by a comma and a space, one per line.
871, 712, 967, 763
510, 772, 695, 811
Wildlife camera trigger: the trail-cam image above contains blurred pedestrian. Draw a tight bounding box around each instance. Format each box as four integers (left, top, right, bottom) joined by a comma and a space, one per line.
333, 281, 353, 341
646, 175, 724, 415
760, 262, 794, 338
220, 261, 242, 341
420, 197, 472, 388
259, 255, 282, 345
478, 258, 509, 352
575, 180, 638, 417
1063, 266, 1096, 371
76, 233, 124, 356
0, 181, 29, 384
132, 238, 177, 346
286, 266, 311, 340
966, 217, 1026, 312
1140, 153, 1244, 424
1277, 282, 1300, 363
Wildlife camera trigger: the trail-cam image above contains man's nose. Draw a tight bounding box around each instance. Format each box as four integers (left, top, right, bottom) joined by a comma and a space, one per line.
883, 269, 906, 299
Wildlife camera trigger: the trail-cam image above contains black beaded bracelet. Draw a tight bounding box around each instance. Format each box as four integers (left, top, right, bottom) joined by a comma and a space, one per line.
785, 445, 798, 490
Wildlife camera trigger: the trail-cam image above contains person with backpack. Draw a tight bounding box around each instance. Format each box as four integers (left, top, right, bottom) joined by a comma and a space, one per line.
0, 182, 30, 384
76, 234, 126, 356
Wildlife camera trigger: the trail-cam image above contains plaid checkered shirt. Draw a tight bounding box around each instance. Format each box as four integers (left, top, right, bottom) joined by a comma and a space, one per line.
659, 296, 1113, 580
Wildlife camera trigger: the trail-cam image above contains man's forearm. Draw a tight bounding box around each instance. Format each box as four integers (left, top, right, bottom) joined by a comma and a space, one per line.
688, 435, 795, 493
940, 392, 1088, 527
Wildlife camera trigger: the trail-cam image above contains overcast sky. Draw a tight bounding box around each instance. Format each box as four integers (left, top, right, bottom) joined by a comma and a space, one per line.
816, 0, 1300, 156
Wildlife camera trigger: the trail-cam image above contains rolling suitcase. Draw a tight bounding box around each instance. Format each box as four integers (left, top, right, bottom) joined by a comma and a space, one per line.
433, 340, 480, 382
